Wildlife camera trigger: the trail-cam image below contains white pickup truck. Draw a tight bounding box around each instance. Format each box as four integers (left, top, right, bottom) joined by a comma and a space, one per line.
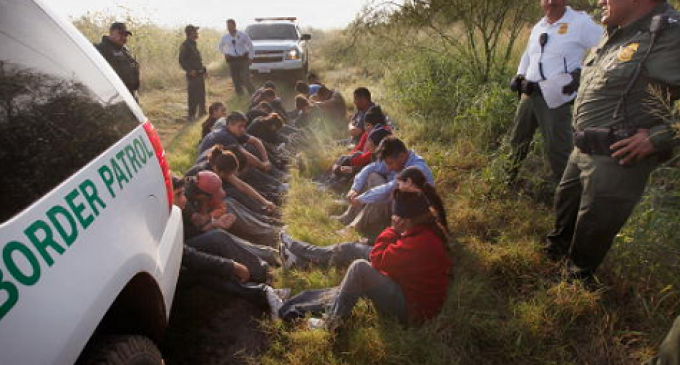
0, 1, 184, 364
246, 17, 312, 79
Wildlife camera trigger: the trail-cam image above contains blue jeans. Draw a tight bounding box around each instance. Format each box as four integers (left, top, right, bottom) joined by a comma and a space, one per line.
327, 259, 407, 324
286, 239, 372, 267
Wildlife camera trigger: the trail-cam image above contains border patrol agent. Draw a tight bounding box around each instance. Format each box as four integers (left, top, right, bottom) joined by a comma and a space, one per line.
545, 0, 680, 280
507, 0, 603, 183
218, 19, 255, 96
95, 22, 140, 100
179, 24, 207, 121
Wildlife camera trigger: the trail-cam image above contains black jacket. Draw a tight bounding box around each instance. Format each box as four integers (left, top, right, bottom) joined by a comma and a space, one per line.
95, 36, 140, 94
179, 38, 205, 75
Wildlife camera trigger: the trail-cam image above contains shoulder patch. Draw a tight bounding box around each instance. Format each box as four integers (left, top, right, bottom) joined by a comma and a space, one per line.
618, 43, 639, 62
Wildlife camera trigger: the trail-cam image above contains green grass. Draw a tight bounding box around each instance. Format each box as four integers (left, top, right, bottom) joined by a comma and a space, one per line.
112, 14, 680, 364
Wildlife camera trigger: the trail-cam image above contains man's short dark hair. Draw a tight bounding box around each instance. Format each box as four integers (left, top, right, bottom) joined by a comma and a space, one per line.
376, 136, 408, 161
295, 81, 310, 95
262, 88, 276, 99
226, 111, 247, 125
354, 87, 371, 101
226, 19, 236, 24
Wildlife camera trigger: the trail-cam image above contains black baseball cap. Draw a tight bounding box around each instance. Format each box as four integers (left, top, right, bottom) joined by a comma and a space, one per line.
185, 25, 200, 34
110, 22, 132, 36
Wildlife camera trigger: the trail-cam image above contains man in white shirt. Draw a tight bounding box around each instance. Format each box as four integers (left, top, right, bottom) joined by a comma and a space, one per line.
506, 0, 603, 184
218, 19, 255, 95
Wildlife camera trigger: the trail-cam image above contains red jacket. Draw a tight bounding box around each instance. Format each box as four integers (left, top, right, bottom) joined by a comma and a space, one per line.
350, 131, 369, 155
370, 225, 451, 323
349, 125, 391, 168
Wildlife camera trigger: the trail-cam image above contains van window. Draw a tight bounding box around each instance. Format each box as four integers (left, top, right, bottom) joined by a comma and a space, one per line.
0, 0, 139, 223
246, 24, 299, 41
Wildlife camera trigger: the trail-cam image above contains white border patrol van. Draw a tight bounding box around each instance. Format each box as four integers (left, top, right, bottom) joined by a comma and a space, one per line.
0, 1, 183, 364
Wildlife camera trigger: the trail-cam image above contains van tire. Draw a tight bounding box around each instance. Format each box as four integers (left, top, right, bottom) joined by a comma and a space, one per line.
80, 335, 163, 365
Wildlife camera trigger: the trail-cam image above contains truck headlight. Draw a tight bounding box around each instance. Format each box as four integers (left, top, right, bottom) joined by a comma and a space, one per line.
286, 49, 300, 60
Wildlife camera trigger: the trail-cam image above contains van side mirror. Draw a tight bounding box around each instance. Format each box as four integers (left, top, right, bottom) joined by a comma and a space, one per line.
300, 34, 311, 41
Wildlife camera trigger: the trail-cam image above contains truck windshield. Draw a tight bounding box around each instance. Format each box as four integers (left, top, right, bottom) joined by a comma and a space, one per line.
246, 24, 298, 41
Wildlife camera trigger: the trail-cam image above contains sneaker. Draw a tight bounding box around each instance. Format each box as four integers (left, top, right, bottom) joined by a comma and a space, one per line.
307, 317, 326, 330
273, 288, 292, 301
265, 286, 284, 319
278, 230, 299, 270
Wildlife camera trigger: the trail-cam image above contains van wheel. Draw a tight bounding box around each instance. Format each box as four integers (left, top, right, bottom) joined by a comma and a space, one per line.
80, 335, 163, 365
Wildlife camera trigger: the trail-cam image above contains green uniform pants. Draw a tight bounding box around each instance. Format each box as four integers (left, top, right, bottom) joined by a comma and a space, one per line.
186, 74, 206, 120
547, 149, 657, 275
508, 92, 573, 182
646, 316, 680, 365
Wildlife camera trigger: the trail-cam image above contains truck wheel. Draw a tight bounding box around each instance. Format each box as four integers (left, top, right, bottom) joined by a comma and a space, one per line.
79, 335, 163, 365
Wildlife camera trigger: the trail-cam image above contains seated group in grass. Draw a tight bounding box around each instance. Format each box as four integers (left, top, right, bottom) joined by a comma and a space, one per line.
172, 78, 452, 331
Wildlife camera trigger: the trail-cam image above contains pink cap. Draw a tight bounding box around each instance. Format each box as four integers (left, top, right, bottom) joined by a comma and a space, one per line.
196, 171, 226, 204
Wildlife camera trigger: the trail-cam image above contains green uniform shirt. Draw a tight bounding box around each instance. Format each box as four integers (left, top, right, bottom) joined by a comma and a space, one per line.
574, 3, 680, 151
179, 39, 205, 74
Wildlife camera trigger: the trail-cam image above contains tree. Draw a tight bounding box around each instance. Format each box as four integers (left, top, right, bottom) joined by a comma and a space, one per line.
353, 0, 538, 83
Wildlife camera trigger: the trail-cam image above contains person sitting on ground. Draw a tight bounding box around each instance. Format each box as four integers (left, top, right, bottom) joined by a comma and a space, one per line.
259, 88, 288, 122
336, 137, 434, 239
250, 80, 276, 107
323, 124, 393, 192
246, 101, 273, 124
281, 167, 446, 270
334, 106, 392, 178
288, 95, 312, 129
173, 176, 287, 317
201, 102, 226, 139
348, 87, 375, 144
284, 184, 451, 329
189, 144, 285, 214
247, 113, 285, 146
199, 111, 273, 172
312, 86, 347, 122
184, 169, 280, 254
295, 81, 310, 98
308, 72, 322, 96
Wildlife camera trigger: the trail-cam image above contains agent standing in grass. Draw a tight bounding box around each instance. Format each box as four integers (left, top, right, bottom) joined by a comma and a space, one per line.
95, 22, 140, 100
545, 0, 680, 282
506, 0, 602, 184
179, 24, 207, 122
218, 19, 255, 96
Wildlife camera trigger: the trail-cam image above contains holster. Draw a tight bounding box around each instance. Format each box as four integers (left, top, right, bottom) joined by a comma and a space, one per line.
520, 80, 540, 96
573, 127, 637, 156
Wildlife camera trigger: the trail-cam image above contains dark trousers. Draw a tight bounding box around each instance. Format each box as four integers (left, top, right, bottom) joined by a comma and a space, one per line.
186, 229, 269, 283
508, 92, 573, 182
186, 74, 206, 119
181, 272, 267, 307
287, 239, 372, 267
227, 58, 255, 95
547, 149, 657, 275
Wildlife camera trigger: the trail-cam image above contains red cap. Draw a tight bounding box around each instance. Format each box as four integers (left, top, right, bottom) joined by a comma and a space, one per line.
196, 171, 226, 204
